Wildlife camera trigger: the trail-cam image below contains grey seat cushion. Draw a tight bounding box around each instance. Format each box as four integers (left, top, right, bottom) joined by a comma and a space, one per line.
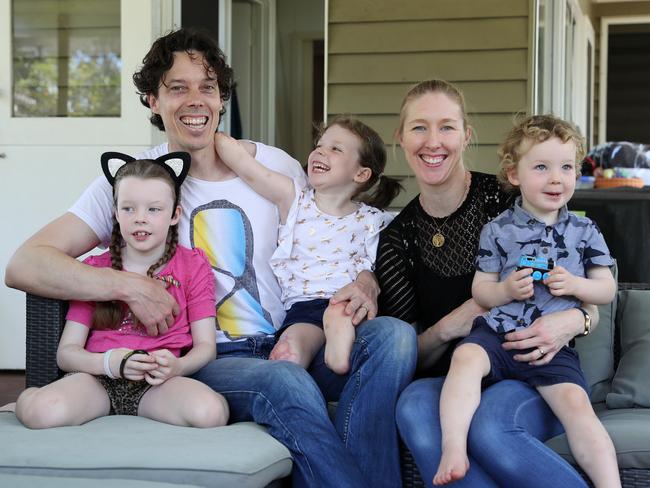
545, 404, 650, 468
0, 413, 291, 487
0, 473, 203, 488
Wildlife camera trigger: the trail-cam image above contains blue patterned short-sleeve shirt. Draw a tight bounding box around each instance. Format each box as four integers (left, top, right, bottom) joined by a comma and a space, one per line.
476, 197, 614, 333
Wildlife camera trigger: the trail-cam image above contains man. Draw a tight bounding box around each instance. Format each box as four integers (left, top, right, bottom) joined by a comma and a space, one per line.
5, 28, 416, 487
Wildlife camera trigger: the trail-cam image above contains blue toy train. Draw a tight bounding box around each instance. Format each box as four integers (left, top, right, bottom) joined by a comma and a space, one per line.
517, 255, 554, 281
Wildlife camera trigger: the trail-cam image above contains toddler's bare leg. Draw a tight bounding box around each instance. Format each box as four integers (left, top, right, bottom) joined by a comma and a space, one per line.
269, 322, 325, 369
323, 302, 356, 374
434, 344, 491, 486
139, 376, 229, 427
538, 383, 621, 488
15, 373, 110, 429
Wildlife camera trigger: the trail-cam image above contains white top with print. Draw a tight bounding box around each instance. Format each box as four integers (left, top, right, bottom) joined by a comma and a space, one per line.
271, 185, 393, 309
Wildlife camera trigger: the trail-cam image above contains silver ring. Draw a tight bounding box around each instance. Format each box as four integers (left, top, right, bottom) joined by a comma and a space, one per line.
538, 347, 546, 357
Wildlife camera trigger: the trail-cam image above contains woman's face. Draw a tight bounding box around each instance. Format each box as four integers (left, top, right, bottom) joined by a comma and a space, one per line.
398, 91, 471, 188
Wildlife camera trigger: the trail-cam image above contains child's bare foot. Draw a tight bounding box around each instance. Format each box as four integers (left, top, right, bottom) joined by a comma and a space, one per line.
323, 303, 356, 374
0, 402, 16, 412
269, 336, 304, 365
433, 448, 469, 486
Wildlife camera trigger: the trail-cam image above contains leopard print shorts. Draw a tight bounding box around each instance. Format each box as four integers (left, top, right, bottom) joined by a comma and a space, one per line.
95, 376, 152, 416
65, 372, 152, 416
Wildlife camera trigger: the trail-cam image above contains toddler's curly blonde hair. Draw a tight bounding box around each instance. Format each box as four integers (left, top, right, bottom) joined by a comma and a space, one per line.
497, 114, 586, 193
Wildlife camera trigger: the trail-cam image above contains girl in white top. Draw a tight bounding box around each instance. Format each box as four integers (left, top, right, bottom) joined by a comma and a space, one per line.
215, 117, 401, 374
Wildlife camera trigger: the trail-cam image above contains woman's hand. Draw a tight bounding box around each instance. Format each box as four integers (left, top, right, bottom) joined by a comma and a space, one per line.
145, 349, 183, 385
502, 308, 583, 365
114, 349, 157, 381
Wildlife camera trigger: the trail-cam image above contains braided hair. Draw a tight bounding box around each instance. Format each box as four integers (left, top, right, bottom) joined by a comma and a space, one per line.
93, 160, 180, 330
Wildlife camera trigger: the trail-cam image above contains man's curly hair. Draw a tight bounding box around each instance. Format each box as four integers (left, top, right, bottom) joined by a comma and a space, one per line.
497, 114, 586, 193
133, 28, 234, 131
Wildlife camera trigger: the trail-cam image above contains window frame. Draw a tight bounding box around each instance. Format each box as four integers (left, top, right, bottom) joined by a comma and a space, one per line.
598, 15, 650, 144
533, 0, 594, 143
0, 0, 154, 146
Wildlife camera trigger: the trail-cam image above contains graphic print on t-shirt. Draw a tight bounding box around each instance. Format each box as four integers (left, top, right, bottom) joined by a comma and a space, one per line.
190, 200, 275, 339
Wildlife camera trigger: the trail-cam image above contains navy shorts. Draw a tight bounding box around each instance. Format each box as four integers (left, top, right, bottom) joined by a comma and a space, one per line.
458, 317, 589, 392
277, 298, 330, 337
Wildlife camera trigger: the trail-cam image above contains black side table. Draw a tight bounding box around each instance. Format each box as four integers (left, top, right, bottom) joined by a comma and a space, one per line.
569, 187, 650, 283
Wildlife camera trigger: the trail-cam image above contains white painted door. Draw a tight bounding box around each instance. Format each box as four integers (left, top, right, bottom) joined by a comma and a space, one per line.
0, 0, 160, 369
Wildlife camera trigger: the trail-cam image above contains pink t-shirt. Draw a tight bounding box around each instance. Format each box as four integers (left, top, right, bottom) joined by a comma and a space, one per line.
66, 246, 216, 356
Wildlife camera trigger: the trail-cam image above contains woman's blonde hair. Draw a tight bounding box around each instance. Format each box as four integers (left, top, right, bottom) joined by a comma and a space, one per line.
395, 79, 470, 139
497, 114, 586, 193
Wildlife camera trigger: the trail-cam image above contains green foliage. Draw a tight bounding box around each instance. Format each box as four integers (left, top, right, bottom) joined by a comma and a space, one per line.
13, 50, 121, 117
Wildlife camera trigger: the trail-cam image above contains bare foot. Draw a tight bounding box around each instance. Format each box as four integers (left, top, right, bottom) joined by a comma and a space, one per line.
0, 402, 16, 412
323, 303, 356, 375
433, 448, 469, 486
269, 337, 303, 364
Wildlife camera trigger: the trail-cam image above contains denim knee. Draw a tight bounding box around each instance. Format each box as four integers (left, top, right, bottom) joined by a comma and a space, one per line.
357, 316, 417, 370
396, 378, 443, 434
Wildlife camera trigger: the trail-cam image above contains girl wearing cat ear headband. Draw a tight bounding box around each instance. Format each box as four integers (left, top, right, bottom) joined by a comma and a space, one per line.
13, 152, 229, 429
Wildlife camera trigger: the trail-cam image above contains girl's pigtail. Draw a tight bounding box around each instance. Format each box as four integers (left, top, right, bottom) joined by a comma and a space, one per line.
92, 215, 126, 330
146, 223, 178, 278
363, 175, 403, 210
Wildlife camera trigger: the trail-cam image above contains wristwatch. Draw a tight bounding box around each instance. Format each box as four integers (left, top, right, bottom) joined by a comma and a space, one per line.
577, 307, 591, 336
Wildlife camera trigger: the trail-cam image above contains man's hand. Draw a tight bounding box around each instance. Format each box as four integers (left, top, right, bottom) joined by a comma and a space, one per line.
329, 271, 379, 325
145, 349, 182, 385
121, 272, 179, 336
544, 265, 578, 297
504, 268, 534, 301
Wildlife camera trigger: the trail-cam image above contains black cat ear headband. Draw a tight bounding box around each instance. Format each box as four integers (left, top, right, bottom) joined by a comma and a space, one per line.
100, 151, 191, 189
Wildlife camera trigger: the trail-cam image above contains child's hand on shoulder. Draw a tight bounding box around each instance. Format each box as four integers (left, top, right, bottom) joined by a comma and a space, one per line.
145, 349, 182, 385
214, 132, 247, 164
504, 268, 534, 301
544, 265, 577, 297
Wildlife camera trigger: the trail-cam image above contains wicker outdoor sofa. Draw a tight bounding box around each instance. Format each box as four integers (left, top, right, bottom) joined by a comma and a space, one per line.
3, 283, 650, 487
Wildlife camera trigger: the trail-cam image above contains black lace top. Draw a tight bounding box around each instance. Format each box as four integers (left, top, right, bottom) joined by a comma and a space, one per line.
376, 172, 513, 375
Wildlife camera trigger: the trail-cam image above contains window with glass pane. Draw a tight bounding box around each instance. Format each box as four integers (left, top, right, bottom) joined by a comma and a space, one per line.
12, 0, 121, 117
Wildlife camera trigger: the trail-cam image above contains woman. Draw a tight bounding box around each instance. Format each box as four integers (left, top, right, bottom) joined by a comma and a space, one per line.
376, 79, 593, 487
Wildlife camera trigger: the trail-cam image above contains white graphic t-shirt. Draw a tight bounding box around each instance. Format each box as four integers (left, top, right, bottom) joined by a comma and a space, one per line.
69, 142, 307, 342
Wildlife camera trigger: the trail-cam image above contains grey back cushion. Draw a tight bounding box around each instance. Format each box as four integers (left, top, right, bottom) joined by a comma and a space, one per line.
573, 265, 617, 403
607, 289, 650, 408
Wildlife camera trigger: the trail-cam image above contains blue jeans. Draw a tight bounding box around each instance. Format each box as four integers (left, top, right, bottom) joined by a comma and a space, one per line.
193, 316, 416, 488
396, 377, 589, 488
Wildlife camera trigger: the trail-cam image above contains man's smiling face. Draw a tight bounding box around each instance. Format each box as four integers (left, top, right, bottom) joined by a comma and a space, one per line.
148, 50, 224, 154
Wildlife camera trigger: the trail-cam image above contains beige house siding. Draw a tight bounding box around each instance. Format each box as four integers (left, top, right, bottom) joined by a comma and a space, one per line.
327, 0, 533, 207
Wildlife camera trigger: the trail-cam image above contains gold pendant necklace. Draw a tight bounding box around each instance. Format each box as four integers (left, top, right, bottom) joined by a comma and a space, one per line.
431, 232, 445, 248
429, 171, 471, 248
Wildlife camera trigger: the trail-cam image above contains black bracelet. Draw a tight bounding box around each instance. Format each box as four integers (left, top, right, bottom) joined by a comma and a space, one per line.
119, 349, 149, 379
